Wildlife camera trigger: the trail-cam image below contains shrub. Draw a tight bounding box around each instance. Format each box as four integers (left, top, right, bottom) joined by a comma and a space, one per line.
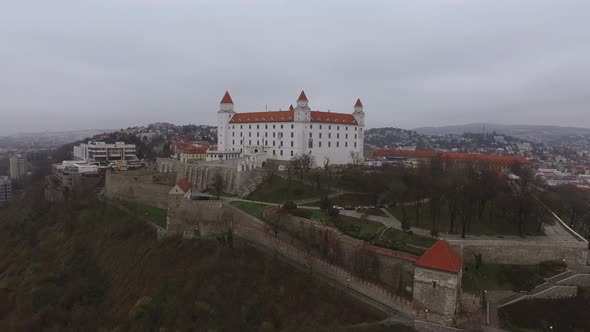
283, 201, 297, 211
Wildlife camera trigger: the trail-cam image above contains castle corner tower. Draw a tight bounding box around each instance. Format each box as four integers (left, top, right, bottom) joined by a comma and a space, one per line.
217, 91, 235, 152
294, 90, 311, 122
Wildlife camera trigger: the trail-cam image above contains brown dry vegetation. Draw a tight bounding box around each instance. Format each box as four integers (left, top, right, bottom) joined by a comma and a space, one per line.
0, 189, 392, 331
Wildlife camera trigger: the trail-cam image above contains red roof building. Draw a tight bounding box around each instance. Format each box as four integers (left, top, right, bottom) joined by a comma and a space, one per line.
415, 240, 463, 273
176, 178, 192, 193
374, 149, 531, 168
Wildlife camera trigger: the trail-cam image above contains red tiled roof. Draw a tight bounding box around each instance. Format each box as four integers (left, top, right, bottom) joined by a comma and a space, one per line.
374, 149, 531, 165
177, 178, 191, 193
183, 144, 207, 154
229, 110, 294, 123
415, 240, 463, 273
221, 91, 233, 104
228, 109, 358, 125
298, 90, 308, 101
310, 111, 358, 125
355, 98, 363, 107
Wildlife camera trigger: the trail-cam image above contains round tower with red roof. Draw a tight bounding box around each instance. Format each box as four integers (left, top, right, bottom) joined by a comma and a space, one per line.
352, 98, 365, 126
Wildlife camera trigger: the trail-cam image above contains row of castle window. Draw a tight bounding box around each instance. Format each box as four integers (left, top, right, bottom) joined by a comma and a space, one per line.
231, 139, 357, 149
230, 124, 362, 132
231, 131, 360, 141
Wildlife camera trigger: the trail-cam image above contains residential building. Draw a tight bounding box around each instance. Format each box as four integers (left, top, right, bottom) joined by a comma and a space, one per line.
73, 141, 137, 162
9, 154, 28, 180
179, 145, 207, 163
217, 91, 365, 165
0, 176, 12, 204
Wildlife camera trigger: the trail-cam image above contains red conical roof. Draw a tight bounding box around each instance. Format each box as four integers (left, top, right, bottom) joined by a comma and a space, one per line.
415, 240, 463, 273
221, 91, 233, 104
289, 104, 294, 111
355, 98, 363, 107
297, 90, 308, 102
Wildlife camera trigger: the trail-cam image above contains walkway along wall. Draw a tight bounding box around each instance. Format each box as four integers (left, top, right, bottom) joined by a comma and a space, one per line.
230, 207, 416, 318
262, 206, 418, 293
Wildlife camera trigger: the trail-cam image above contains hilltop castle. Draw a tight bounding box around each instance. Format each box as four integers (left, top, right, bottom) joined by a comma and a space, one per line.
216, 91, 365, 165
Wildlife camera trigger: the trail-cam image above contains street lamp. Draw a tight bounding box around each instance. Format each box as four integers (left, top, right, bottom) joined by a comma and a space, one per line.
347, 278, 351, 287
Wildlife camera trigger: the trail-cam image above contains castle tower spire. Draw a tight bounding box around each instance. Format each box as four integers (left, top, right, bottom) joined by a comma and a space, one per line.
353, 98, 364, 126
219, 91, 234, 112
296, 90, 309, 108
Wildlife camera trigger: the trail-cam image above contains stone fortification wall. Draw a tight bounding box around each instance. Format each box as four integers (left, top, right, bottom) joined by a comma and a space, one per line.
157, 158, 268, 197
449, 239, 588, 267
166, 194, 226, 235
105, 170, 173, 208
230, 209, 415, 317
263, 206, 418, 293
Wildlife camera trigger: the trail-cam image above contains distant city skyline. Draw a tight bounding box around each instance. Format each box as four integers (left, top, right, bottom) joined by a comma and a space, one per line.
1, 0, 590, 135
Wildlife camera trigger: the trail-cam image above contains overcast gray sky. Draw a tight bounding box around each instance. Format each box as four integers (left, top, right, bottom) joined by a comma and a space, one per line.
1, 0, 590, 135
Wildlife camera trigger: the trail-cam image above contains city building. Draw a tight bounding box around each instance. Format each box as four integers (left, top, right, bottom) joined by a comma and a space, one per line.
0, 176, 12, 204
51, 161, 101, 188
73, 141, 137, 162
179, 144, 207, 163
9, 154, 28, 180
373, 149, 531, 172
217, 91, 365, 165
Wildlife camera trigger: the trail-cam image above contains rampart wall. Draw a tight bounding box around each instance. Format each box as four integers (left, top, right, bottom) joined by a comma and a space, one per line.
105, 170, 173, 208
263, 206, 418, 292
156, 158, 268, 197
230, 208, 415, 317
449, 239, 588, 267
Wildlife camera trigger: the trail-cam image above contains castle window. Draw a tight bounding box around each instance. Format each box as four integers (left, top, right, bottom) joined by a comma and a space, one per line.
232, 140, 234, 145
273, 150, 276, 155
280, 150, 283, 156
337, 126, 340, 130
432, 282, 437, 288
273, 141, 275, 146
290, 141, 293, 147
291, 151, 294, 156
240, 125, 243, 129
273, 132, 276, 138
345, 134, 348, 139
319, 133, 322, 139
345, 142, 348, 147
265, 132, 268, 137
291, 132, 294, 138
249, 132, 252, 137
355, 134, 357, 139
320, 125, 322, 129
309, 133, 312, 138
249, 140, 252, 145
319, 141, 322, 147
291, 124, 294, 129
232, 132, 235, 137
308, 139, 313, 148
337, 133, 339, 139
257, 132, 259, 137
240, 132, 243, 137
336, 142, 339, 147
328, 133, 331, 139
329, 125, 331, 130
354, 142, 357, 148
257, 124, 259, 129
310, 125, 313, 129
249, 125, 251, 129
328, 142, 331, 147
273, 124, 275, 129
281, 124, 284, 129
265, 124, 268, 129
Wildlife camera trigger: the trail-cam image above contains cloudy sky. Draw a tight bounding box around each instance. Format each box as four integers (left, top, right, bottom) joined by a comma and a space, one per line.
1, 0, 589, 135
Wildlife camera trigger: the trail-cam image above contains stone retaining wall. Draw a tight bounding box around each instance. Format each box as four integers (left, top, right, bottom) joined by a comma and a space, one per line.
449, 239, 588, 267
105, 170, 172, 208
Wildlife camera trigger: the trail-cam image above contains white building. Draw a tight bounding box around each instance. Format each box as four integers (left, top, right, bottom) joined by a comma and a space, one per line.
73, 141, 137, 162
216, 91, 365, 165
9, 154, 28, 180
51, 161, 100, 188
0, 176, 11, 204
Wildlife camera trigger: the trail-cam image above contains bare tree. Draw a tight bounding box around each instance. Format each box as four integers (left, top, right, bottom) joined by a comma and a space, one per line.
349, 151, 361, 166
212, 173, 224, 199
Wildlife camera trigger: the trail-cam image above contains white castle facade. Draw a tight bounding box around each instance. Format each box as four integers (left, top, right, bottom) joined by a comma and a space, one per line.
216, 91, 365, 165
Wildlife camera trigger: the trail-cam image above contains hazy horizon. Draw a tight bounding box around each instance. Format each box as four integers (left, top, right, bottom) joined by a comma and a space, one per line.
2, 1, 590, 135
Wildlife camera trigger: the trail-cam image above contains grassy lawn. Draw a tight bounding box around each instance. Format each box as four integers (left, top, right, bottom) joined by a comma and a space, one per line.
387, 203, 545, 236
462, 261, 566, 295
305, 193, 378, 208
230, 201, 270, 220
290, 208, 381, 242
118, 200, 167, 228
499, 287, 590, 332
247, 176, 332, 203
373, 228, 437, 256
